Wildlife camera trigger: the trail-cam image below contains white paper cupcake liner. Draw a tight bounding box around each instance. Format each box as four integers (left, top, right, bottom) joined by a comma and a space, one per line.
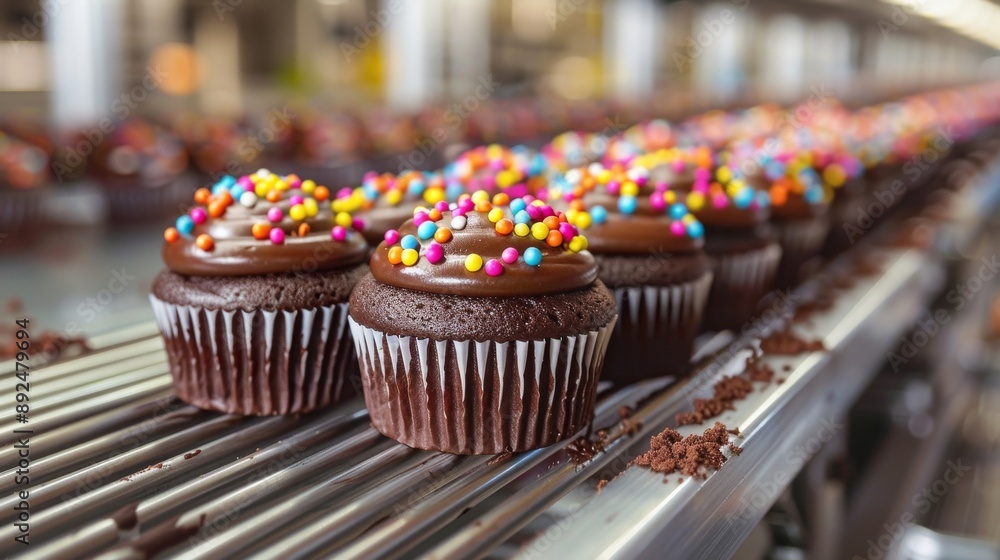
603, 272, 713, 381
348, 318, 616, 454
150, 295, 357, 415
704, 242, 782, 330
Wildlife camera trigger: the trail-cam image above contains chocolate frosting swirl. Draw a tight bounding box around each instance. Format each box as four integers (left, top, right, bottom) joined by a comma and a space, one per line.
370, 205, 597, 297
581, 190, 705, 254
163, 179, 367, 277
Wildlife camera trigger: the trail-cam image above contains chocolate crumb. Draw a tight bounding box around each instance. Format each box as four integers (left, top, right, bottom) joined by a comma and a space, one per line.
782, 364, 792, 372
776, 378, 785, 384
632, 422, 734, 479
761, 329, 825, 355
596, 479, 609, 493
183, 450, 202, 460
675, 375, 752, 426
487, 451, 512, 466
727, 427, 742, 437
618, 406, 634, 420
565, 436, 605, 464
745, 354, 775, 383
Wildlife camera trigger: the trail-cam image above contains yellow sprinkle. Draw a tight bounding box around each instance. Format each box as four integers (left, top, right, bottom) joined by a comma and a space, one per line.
621, 181, 639, 197
530, 222, 549, 241
471, 190, 490, 203
486, 144, 504, 160
289, 205, 306, 221
682, 214, 696, 225
401, 248, 419, 266
597, 170, 612, 184
823, 164, 847, 187
514, 223, 530, 237
574, 212, 592, 230
716, 166, 732, 183
568, 236, 588, 253
565, 209, 579, 224
274, 179, 289, 191
304, 198, 319, 217
664, 191, 677, 204
335, 212, 352, 228
255, 183, 269, 197
465, 253, 483, 272
487, 207, 505, 223
385, 190, 403, 206
687, 192, 706, 211
300, 180, 316, 194
496, 170, 515, 188
423, 186, 445, 204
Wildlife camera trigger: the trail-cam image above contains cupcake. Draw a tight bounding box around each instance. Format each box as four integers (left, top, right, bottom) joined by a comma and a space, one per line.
151, 171, 368, 415
349, 191, 617, 454
549, 162, 713, 382
634, 147, 780, 331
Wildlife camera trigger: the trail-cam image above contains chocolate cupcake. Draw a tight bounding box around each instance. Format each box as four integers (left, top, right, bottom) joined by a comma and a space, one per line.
349, 192, 617, 454
151, 171, 368, 415
549, 162, 713, 382
635, 148, 780, 331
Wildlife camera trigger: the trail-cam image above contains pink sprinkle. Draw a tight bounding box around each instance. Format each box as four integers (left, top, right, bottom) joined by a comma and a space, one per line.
540, 205, 555, 218
712, 194, 728, 209
337, 187, 353, 199
670, 222, 686, 237
671, 160, 685, 173
459, 199, 475, 212
289, 195, 304, 206
190, 208, 207, 224
606, 181, 621, 194
489, 160, 505, 171
288, 177, 302, 188
363, 171, 378, 180
269, 228, 285, 244
507, 184, 528, 199
694, 181, 711, 193
331, 226, 348, 241
650, 194, 666, 211
558, 223, 576, 242
525, 205, 542, 220
352, 218, 366, 231
522, 195, 536, 204
501, 247, 519, 264
384, 229, 400, 245
267, 207, 283, 222
655, 181, 668, 191
237, 176, 253, 189
695, 168, 710, 182
635, 176, 648, 187
413, 212, 429, 226
484, 259, 504, 277
425, 243, 444, 264
435, 201, 450, 212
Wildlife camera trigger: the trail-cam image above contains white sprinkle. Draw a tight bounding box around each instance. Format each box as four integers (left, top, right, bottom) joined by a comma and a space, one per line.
239, 191, 258, 208
451, 215, 467, 230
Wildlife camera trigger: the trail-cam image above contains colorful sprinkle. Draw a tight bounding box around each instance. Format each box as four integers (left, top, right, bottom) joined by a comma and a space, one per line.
502, 247, 519, 263
252, 223, 271, 240
401, 248, 419, 266
484, 259, 504, 277
495, 218, 514, 235
523, 247, 542, 266
425, 243, 444, 264
433, 227, 452, 243
269, 228, 285, 244
289, 205, 307, 221
401, 235, 419, 250
387, 246, 403, 264
195, 234, 214, 252
175, 215, 194, 235
164, 227, 179, 243
239, 191, 258, 208
331, 226, 348, 241
417, 221, 438, 240
465, 253, 484, 272
530, 222, 549, 241
267, 207, 283, 223
514, 223, 530, 237
451, 215, 467, 230
190, 207, 207, 225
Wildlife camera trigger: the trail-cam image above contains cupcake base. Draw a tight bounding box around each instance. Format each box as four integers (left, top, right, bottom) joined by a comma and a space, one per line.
702, 241, 782, 332
349, 319, 615, 454
772, 216, 830, 290
151, 267, 366, 416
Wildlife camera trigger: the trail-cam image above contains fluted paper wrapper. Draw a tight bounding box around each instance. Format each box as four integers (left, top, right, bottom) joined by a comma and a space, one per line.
602, 272, 713, 383
703, 242, 782, 331
349, 318, 616, 455
150, 295, 358, 416
773, 217, 831, 289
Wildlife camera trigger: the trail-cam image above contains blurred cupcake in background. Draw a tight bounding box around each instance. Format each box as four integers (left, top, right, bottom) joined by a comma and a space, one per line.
549, 162, 712, 382
444, 144, 548, 199
0, 130, 50, 237
91, 118, 193, 223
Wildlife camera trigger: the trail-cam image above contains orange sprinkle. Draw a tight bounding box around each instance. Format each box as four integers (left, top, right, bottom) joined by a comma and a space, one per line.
195, 234, 215, 251
492, 193, 510, 207
495, 219, 514, 235
265, 189, 282, 203
434, 228, 452, 243
474, 200, 492, 212
297, 223, 311, 237
313, 186, 330, 201
569, 200, 585, 211
428, 209, 442, 221
216, 191, 233, 207
770, 185, 788, 206
207, 201, 226, 218
193, 188, 211, 205
163, 227, 179, 243
251, 223, 271, 240
387, 246, 403, 265
542, 216, 561, 230
546, 230, 564, 247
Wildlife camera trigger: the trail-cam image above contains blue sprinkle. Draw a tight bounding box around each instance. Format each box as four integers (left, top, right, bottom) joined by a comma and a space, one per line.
445, 183, 465, 201
668, 203, 687, 220
733, 188, 753, 209
805, 187, 824, 205
618, 196, 638, 215
363, 184, 379, 200
591, 205, 608, 224
686, 221, 704, 239
229, 185, 245, 199
218, 175, 236, 187
523, 247, 542, 266
514, 210, 531, 224
175, 215, 194, 235
408, 180, 426, 195
417, 221, 437, 240
756, 191, 771, 208
764, 161, 785, 181
510, 198, 527, 214
401, 235, 419, 250
212, 183, 229, 196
